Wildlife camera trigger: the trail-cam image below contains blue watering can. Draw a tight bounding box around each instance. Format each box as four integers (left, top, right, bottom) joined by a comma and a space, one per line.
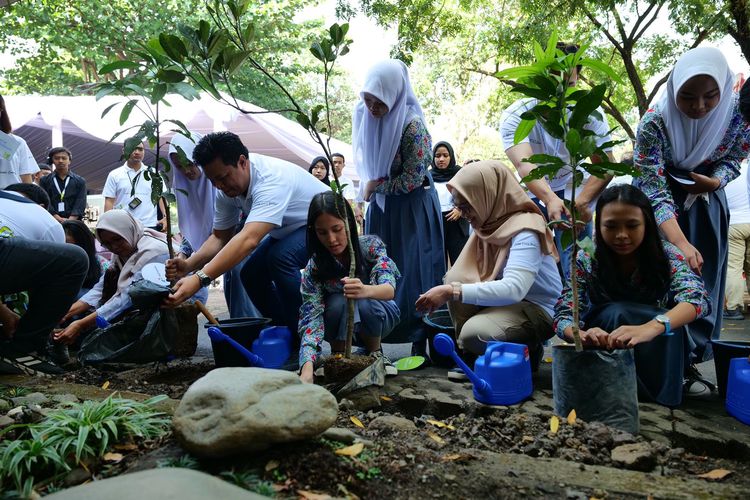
252, 326, 292, 369
433, 333, 533, 405
726, 357, 750, 425
207, 326, 265, 367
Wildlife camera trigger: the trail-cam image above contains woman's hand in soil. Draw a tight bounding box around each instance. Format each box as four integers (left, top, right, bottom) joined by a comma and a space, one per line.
342, 278, 371, 299
54, 320, 84, 345
608, 323, 662, 349
674, 240, 703, 275
445, 208, 462, 222
682, 173, 720, 194
579, 327, 610, 348
415, 284, 452, 314
300, 361, 314, 384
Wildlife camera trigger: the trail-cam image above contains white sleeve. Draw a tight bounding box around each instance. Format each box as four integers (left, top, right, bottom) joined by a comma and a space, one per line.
245, 173, 293, 227
588, 106, 613, 150
500, 99, 534, 151
44, 221, 65, 243
81, 275, 105, 308
460, 231, 542, 306
102, 171, 118, 199
15, 139, 38, 176
212, 191, 241, 231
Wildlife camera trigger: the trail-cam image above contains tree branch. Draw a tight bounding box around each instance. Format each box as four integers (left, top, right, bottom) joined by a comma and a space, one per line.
581, 6, 623, 52
632, 1, 666, 43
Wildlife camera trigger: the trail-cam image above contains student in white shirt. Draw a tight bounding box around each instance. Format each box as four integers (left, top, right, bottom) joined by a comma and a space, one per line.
500, 42, 615, 279
0, 95, 39, 188
102, 140, 166, 230
165, 132, 329, 335
416, 161, 561, 374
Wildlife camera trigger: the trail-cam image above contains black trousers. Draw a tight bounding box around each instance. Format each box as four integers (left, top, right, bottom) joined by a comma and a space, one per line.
0, 238, 88, 352
443, 215, 469, 266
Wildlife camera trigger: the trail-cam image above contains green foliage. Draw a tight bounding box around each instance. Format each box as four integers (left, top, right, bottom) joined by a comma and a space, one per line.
220, 469, 275, 496
0, 395, 170, 495
0, 385, 31, 399
157, 454, 201, 469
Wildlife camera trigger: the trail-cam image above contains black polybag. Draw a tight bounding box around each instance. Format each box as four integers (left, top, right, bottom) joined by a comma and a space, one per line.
78, 280, 177, 364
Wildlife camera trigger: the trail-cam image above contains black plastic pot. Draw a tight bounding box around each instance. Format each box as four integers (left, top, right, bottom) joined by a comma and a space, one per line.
204, 317, 272, 367
711, 339, 750, 398
422, 309, 456, 368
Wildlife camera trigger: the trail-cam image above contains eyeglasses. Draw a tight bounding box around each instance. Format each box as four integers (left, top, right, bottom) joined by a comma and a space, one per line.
556, 42, 579, 55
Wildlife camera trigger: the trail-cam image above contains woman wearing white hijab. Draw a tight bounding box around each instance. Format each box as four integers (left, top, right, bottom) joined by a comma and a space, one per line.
352, 60, 445, 349
633, 47, 750, 369
53, 209, 170, 345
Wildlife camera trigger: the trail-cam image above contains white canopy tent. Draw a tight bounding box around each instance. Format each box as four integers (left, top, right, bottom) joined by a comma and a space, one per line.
4, 93, 356, 193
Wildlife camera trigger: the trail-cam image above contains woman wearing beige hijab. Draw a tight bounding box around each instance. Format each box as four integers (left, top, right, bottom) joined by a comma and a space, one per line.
416, 161, 562, 372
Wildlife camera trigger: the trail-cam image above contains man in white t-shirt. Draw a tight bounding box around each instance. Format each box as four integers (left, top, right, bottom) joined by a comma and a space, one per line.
331, 152, 363, 229
724, 162, 750, 320
0, 185, 88, 375
102, 140, 166, 230
0, 95, 39, 189
500, 42, 614, 278
166, 132, 328, 334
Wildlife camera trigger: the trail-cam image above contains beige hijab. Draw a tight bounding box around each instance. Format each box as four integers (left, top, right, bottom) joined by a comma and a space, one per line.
444, 161, 558, 283
96, 209, 169, 296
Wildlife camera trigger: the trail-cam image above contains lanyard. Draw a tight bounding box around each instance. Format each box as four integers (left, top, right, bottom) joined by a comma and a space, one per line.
128, 169, 143, 193
54, 176, 70, 201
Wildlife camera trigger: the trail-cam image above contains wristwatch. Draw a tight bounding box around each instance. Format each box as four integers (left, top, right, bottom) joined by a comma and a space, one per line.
653, 314, 672, 336
195, 269, 213, 288
450, 282, 462, 302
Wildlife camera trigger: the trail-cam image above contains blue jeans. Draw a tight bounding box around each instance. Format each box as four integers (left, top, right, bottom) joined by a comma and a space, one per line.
240, 226, 308, 334
323, 293, 400, 344
532, 189, 592, 280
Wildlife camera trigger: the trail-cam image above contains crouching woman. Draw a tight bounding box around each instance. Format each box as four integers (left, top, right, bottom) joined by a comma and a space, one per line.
416, 161, 561, 369
299, 191, 401, 383
553, 184, 710, 406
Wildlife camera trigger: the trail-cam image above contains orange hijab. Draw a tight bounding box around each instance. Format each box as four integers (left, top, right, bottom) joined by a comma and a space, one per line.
444, 160, 558, 283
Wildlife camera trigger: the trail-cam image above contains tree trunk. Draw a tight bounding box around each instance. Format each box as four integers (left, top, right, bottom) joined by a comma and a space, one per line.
728, 0, 750, 63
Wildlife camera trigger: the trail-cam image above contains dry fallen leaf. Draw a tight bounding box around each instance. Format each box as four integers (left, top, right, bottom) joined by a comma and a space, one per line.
297, 490, 332, 500
101, 381, 110, 390
440, 453, 474, 462
521, 435, 534, 444
567, 409, 577, 425
550, 415, 560, 434
426, 431, 444, 443
426, 419, 455, 430
113, 443, 138, 451
350, 416, 365, 428
380, 395, 392, 401
696, 469, 733, 481
102, 452, 123, 463
265, 460, 280, 472
334, 443, 364, 457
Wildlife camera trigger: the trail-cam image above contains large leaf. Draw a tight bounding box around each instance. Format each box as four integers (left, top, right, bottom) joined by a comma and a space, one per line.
159, 33, 187, 63
119, 99, 139, 125
579, 58, 622, 83
521, 164, 566, 182
513, 118, 536, 144
156, 69, 185, 83
524, 154, 565, 167
569, 84, 606, 130
510, 83, 554, 101
98, 60, 140, 75
566, 129, 581, 158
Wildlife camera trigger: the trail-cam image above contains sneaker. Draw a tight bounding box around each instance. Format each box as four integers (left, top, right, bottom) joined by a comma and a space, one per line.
0, 344, 64, 376
723, 308, 744, 320
447, 367, 468, 382
683, 364, 716, 396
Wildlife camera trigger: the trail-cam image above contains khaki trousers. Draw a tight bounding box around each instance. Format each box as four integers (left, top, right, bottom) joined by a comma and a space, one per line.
726, 223, 750, 310
448, 300, 554, 355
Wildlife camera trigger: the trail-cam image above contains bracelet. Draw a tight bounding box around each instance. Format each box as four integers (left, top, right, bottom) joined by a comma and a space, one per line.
451, 282, 462, 302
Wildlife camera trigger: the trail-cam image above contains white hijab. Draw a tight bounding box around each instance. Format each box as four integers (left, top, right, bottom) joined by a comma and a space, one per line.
169, 131, 216, 250
659, 46, 735, 171
352, 59, 426, 209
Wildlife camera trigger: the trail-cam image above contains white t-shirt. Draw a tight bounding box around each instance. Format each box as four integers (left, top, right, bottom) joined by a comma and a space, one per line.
500, 98, 612, 197
728, 162, 750, 225
434, 181, 454, 212
214, 153, 329, 239
338, 175, 357, 201
460, 231, 562, 318
0, 134, 39, 189
0, 190, 65, 242
102, 163, 159, 227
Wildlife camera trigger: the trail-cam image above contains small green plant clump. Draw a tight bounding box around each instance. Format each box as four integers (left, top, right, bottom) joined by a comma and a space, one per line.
157, 453, 200, 469
0, 395, 170, 498
220, 469, 276, 497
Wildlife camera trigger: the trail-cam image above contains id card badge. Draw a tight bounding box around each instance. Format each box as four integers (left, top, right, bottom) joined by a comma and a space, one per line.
58, 202, 65, 212
128, 197, 142, 210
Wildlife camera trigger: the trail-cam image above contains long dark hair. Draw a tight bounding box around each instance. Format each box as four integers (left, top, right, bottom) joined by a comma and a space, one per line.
306, 191, 367, 282
594, 184, 670, 303
62, 220, 103, 289
309, 156, 331, 186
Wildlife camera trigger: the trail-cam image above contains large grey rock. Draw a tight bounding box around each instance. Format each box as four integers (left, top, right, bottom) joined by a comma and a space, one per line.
611, 442, 656, 472
369, 415, 416, 433
173, 368, 338, 457
45, 468, 264, 500
11, 392, 49, 406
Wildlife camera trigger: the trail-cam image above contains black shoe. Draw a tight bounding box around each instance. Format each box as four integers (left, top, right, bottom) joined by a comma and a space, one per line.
723, 308, 744, 320
683, 364, 716, 395
0, 344, 64, 376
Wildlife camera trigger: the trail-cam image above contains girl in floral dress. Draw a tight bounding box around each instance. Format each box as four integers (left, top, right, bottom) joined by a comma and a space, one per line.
298, 191, 401, 383
632, 47, 750, 366
553, 185, 710, 406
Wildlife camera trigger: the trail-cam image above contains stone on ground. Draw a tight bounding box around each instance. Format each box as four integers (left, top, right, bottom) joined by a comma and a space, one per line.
45, 468, 265, 499
173, 368, 337, 457
11, 392, 49, 406
369, 415, 417, 433
611, 442, 656, 472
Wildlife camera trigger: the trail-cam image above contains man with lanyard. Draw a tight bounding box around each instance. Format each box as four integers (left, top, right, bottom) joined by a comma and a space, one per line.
40, 147, 87, 223
102, 139, 166, 231
0, 185, 88, 375
500, 42, 615, 279
165, 132, 328, 336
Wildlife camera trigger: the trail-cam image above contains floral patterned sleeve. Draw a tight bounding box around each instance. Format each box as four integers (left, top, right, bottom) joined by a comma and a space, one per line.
711, 106, 750, 188
374, 118, 432, 195
663, 242, 710, 318
633, 111, 676, 226
362, 235, 401, 288
298, 260, 326, 367
553, 250, 594, 339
